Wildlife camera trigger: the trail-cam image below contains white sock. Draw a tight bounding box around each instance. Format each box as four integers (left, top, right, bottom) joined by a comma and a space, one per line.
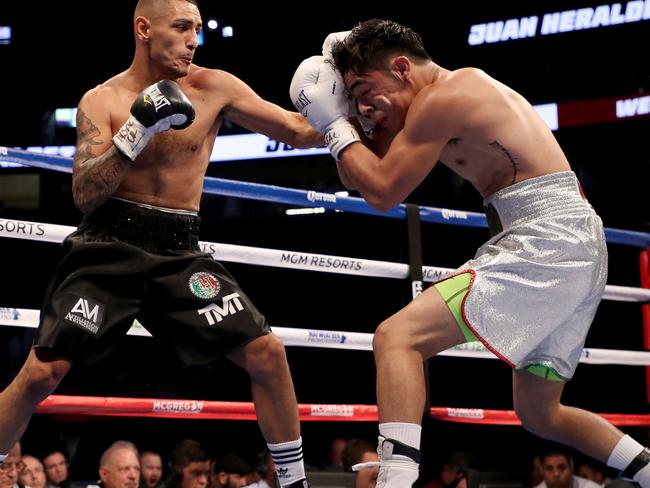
606, 435, 650, 486
607, 435, 644, 470
268, 437, 306, 487
0, 454, 6, 464
379, 423, 421, 462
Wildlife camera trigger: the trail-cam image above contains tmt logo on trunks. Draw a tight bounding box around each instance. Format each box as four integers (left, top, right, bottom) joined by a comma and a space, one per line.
188, 272, 221, 300
197, 293, 245, 325
64, 297, 104, 334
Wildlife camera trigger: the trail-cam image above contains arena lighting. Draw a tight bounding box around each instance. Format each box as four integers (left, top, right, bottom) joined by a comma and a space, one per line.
285, 191, 350, 216
468, 0, 650, 45
0, 26, 11, 45
207, 19, 218, 30
533, 103, 558, 131
55, 108, 77, 128
222, 26, 234, 38
285, 207, 326, 216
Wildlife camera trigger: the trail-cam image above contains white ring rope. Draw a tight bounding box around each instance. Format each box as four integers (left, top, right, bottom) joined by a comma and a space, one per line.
2, 219, 650, 366
1, 307, 650, 366
1, 218, 648, 302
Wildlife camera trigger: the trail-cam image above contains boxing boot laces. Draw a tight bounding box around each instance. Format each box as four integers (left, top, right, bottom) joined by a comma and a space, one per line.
352, 436, 420, 488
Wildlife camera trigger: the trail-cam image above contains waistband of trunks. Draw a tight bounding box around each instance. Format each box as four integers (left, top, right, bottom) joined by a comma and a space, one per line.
79, 198, 201, 252
483, 171, 589, 236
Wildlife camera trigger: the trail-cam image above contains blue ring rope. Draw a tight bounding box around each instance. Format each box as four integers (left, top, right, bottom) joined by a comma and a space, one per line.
3, 147, 649, 247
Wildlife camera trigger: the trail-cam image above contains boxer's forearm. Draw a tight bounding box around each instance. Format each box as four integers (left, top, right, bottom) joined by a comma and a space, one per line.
72, 145, 130, 214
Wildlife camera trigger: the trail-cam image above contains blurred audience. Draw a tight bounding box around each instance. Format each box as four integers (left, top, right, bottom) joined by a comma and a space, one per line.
319, 439, 347, 472
246, 450, 275, 488
531, 455, 545, 488
98, 441, 140, 488
576, 460, 612, 488
43, 451, 70, 488
20, 455, 46, 488
422, 451, 477, 488
534, 449, 600, 488
167, 440, 209, 488
341, 438, 378, 488
0, 443, 23, 488
139, 452, 163, 488
210, 455, 250, 488
575, 460, 637, 488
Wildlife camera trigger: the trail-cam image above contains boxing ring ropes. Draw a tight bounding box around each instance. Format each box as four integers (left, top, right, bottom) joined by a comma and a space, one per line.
1, 146, 650, 428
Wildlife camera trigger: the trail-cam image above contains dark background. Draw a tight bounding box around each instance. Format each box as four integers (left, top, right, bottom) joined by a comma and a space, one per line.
0, 1, 649, 484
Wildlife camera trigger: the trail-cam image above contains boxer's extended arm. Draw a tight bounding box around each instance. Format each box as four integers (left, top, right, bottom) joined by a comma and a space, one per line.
216, 71, 323, 149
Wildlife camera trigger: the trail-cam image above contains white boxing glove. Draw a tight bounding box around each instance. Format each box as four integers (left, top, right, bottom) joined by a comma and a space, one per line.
290, 56, 360, 160
322, 32, 376, 136
322, 30, 350, 59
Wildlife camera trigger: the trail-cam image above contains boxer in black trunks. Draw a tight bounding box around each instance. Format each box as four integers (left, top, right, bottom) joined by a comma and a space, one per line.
0, 2, 320, 487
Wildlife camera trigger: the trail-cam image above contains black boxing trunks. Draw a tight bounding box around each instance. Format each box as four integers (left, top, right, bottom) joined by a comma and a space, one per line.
34, 197, 270, 365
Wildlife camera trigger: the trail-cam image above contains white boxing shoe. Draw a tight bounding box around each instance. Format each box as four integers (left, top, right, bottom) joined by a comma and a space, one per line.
352, 436, 420, 488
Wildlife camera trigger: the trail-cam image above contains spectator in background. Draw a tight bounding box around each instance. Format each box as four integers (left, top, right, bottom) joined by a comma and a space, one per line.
210, 455, 251, 488
319, 439, 348, 472
139, 453, 163, 488
577, 461, 607, 487
0, 443, 23, 488
20, 456, 46, 488
342, 439, 379, 488
531, 455, 545, 488
167, 440, 209, 488
246, 450, 275, 488
575, 460, 638, 488
534, 450, 600, 488
422, 451, 477, 488
98, 441, 140, 488
43, 451, 69, 488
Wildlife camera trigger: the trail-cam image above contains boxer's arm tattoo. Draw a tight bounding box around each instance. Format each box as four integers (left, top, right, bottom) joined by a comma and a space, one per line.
490, 140, 519, 184
73, 110, 130, 213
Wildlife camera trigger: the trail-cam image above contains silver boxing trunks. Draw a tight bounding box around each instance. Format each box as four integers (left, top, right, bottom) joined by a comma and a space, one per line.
436, 171, 608, 380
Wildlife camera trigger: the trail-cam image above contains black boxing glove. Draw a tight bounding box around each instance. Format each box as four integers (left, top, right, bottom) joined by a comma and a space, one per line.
113, 79, 195, 161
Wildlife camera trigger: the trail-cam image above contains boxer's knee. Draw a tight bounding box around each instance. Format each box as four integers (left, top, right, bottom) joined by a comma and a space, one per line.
373, 317, 409, 357
238, 333, 289, 379
514, 399, 559, 438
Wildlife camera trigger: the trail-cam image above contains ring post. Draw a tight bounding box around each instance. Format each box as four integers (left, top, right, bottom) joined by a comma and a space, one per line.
640, 249, 650, 407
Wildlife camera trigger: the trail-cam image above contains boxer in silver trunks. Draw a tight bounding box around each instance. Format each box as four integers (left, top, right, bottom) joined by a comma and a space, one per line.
289, 18, 650, 488
438, 171, 607, 381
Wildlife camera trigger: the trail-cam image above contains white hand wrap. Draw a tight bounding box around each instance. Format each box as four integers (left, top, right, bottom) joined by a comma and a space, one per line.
113, 115, 156, 161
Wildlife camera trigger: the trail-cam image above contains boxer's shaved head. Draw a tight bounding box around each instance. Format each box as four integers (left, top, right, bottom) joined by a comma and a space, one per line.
134, 0, 198, 21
